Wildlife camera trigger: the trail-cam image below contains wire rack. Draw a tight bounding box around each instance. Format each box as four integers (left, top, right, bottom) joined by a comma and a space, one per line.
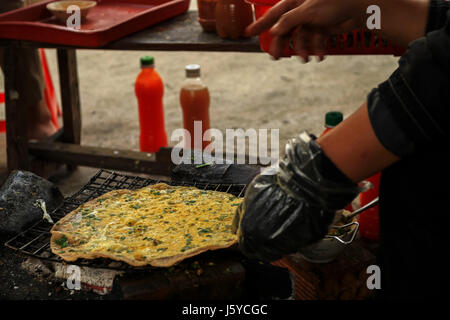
5, 170, 247, 271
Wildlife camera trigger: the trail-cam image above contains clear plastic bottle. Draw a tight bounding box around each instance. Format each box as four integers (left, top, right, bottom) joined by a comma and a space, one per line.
179, 65, 210, 150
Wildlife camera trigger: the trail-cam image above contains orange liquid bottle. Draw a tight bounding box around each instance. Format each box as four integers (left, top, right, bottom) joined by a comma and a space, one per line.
321, 111, 343, 137
180, 64, 211, 150
215, 0, 254, 39
320, 111, 354, 213
135, 56, 168, 153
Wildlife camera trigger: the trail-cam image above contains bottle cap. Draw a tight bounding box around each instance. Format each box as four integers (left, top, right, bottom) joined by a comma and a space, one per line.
325, 111, 343, 127
140, 56, 154, 67
185, 64, 201, 78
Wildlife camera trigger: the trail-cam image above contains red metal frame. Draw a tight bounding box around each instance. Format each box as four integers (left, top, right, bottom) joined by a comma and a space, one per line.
249, 0, 405, 57
39, 48, 61, 129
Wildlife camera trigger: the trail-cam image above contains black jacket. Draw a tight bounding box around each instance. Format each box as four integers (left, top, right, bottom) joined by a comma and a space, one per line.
367, 0, 450, 299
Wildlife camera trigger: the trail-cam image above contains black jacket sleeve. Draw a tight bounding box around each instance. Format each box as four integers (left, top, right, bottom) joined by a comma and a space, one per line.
427, 0, 450, 32
367, 3, 450, 158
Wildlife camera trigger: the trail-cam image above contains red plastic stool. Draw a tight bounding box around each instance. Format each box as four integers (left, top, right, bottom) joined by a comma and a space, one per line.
0, 49, 61, 134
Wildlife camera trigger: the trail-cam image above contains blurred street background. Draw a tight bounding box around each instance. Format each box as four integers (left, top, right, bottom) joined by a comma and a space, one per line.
0, 0, 399, 194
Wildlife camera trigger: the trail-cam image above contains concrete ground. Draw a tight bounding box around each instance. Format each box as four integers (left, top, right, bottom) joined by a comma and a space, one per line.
0, 2, 399, 196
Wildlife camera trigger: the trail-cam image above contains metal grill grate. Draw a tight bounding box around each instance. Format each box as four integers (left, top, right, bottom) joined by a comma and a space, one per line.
5, 170, 247, 270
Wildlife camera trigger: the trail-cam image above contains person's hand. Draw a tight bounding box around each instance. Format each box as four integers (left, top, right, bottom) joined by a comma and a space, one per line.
246, 0, 368, 60
232, 132, 361, 262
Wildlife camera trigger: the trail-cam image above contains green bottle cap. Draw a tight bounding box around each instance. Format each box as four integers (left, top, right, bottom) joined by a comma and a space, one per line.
325, 111, 343, 127
140, 56, 154, 67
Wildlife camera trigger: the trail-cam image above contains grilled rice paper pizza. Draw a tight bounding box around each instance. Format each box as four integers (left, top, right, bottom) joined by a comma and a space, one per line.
50, 183, 242, 267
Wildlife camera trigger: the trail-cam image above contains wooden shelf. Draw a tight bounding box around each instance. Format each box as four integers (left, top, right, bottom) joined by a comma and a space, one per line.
0, 11, 262, 52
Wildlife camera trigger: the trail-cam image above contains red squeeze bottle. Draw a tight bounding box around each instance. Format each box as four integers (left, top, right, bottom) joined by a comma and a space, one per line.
320, 112, 354, 212
135, 56, 168, 152
358, 172, 381, 240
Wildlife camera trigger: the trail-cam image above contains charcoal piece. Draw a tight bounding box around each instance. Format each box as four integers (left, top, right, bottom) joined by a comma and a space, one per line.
117, 254, 246, 300
241, 259, 294, 299
171, 164, 261, 185
0, 170, 64, 239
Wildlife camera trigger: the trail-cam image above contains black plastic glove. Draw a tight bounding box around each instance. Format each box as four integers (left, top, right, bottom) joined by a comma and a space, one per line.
232, 132, 361, 262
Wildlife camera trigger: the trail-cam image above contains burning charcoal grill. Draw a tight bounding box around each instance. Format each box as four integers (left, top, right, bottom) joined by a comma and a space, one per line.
4, 170, 294, 299
4, 169, 247, 271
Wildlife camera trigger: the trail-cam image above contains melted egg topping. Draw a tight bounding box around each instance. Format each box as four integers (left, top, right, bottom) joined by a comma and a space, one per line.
52, 184, 242, 264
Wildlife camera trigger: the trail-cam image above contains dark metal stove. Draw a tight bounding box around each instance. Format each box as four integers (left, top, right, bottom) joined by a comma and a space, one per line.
5, 169, 293, 299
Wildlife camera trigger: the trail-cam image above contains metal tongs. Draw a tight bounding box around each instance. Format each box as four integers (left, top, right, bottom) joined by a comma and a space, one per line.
325, 197, 379, 244
342, 197, 379, 222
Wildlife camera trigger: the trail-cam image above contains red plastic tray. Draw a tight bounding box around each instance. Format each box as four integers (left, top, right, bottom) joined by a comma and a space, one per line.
0, 0, 190, 47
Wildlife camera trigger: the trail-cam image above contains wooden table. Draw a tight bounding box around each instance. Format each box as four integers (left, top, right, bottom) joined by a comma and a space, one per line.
0, 11, 262, 177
